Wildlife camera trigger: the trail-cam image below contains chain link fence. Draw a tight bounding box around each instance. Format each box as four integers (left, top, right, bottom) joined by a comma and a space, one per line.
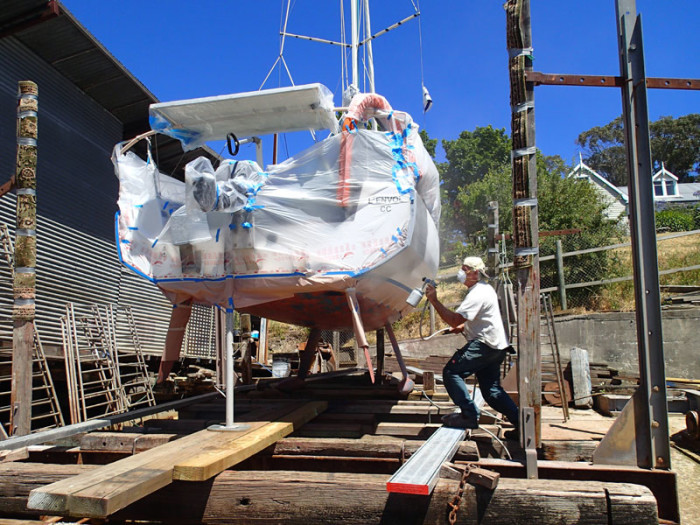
536, 229, 700, 311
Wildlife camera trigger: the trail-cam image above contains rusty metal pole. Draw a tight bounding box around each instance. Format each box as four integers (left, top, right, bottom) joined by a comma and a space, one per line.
505, 1, 541, 451
11, 81, 38, 436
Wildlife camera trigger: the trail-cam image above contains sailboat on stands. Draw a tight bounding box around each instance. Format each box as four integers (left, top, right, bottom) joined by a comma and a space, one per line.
112, 1, 439, 394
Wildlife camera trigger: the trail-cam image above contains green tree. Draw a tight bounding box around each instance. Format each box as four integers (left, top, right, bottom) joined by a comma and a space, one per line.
650, 114, 700, 181
418, 129, 437, 158
576, 113, 700, 184
575, 117, 627, 185
440, 125, 510, 201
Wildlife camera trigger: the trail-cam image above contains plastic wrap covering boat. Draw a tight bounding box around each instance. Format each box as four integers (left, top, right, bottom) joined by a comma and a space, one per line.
113, 85, 440, 332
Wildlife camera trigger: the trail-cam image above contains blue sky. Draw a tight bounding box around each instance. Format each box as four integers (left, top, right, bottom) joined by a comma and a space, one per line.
62, 1, 698, 168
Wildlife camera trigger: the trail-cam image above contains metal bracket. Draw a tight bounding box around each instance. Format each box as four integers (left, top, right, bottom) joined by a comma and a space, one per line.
522, 407, 538, 479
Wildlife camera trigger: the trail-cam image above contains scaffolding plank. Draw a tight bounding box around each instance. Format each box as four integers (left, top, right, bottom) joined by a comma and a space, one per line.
386, 426, 465, 495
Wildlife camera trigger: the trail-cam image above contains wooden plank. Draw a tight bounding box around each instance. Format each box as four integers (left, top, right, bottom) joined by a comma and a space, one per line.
173, 401, 327, 481
65, 402, 322, 517
27, 425, 212, 515
27, 401, 324, 517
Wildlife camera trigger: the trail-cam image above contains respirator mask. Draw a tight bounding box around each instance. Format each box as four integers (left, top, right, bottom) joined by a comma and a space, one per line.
456, 269, 467, 284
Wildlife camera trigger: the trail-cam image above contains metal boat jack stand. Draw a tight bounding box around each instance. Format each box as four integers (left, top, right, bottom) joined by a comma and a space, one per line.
209, 310, 250, 432
345, 288, 375, 384
384, 323, 414, 395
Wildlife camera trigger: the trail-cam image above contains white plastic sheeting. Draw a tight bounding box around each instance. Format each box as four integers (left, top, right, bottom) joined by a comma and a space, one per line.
115, 95, 440, 330
149, 84, 338, 151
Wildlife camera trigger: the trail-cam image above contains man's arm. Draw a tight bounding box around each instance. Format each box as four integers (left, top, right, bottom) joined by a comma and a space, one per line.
424, 284, 465, 328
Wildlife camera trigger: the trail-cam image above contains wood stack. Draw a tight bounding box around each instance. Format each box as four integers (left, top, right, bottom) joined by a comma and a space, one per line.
0, 370, 674, 523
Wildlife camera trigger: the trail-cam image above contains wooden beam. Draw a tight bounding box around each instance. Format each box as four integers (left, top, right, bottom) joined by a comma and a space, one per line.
2, 464, 660, 524
27, 401, 326, 518
505, 0, 542, 448
173, 401, 326, 481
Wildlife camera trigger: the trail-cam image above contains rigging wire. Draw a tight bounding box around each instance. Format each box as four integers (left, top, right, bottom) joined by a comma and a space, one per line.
414, 0, 429, 124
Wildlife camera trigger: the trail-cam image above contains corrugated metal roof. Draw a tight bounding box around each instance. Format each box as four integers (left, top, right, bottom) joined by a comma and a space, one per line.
0, 0, 217, 179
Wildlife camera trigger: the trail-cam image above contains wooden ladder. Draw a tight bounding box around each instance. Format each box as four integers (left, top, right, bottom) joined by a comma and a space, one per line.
0, 323, 64, 436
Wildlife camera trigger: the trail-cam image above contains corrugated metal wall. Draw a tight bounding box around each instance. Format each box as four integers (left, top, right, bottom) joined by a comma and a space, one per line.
0, 36, 172, 354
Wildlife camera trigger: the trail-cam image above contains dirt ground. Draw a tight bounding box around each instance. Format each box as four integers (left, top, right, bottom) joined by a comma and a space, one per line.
669, 414, 700, 525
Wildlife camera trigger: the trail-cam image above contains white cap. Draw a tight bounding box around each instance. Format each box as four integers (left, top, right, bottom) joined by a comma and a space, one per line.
462, 256, 486, 272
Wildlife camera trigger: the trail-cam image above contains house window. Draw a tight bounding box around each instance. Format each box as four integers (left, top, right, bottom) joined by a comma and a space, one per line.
654, 181, 664, 196
665, 179, 678, 196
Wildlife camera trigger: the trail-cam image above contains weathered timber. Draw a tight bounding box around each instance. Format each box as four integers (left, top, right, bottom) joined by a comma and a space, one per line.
506, 0, 542, 445
477, 458, 675, 522
270, 437, 480, 461
0, 464, 659, 523
570, 347, 593, 408
11, 80, 39, 437
27, 401, 326, 518
79, 432, 181, 454
0, 463, 96, 517
0, 448, 29, 463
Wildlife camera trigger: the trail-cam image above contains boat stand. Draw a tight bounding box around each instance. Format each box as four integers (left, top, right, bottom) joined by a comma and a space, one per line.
209, 309, 250, 432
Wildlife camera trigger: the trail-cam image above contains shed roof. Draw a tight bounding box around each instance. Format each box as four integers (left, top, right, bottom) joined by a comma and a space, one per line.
0, 0, 217, 178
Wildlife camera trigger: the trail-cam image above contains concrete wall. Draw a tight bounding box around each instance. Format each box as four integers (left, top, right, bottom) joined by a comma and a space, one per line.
394, 306, 700, 379
553, 306, 700, 379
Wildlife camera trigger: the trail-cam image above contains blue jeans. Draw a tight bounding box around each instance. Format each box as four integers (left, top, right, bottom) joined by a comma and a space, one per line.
443, 339, 518, 426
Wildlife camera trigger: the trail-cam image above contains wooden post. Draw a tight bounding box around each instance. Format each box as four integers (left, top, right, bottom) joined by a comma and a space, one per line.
505, 0, 541, 446
555, 239, 567, 310
11, 81, 38, 437
487, 201, 499, 278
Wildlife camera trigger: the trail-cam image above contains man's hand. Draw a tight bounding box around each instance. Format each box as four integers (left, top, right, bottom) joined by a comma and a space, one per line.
448, 324, 464, 334
425, 283, 437, 304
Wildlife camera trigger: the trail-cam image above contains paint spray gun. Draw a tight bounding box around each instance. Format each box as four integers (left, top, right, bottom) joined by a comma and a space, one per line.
406, 277, 438, 307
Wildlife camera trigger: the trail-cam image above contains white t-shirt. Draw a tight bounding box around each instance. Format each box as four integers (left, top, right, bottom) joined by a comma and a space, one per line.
455, 281, 509, 350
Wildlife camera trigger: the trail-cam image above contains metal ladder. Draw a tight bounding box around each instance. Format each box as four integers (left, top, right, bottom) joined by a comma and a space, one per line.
0, 323, 64, 436
61, 303, 124, 424
114, 305, 155, 409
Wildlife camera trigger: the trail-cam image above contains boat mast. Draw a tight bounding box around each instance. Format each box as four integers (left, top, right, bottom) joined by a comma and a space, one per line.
351, 0, 359, 90
364, 0, 376, 93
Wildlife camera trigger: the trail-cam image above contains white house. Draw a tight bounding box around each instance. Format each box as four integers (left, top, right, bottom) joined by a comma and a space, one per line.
567, 156, 629, 223
568, 157, 700, 224
617, 163, 700, 210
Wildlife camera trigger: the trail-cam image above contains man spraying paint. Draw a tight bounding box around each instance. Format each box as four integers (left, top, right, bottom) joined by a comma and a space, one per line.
425, 256, 518, 435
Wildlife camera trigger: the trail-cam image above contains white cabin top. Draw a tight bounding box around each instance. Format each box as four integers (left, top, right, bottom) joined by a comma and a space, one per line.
149, 83, 338, 150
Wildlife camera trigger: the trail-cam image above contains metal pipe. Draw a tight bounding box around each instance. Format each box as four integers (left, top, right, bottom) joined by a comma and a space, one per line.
224, 309, 234, 427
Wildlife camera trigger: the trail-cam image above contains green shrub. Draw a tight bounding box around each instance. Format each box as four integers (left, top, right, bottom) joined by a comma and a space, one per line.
655, 209, 694, 232
693, 206, 700, 230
